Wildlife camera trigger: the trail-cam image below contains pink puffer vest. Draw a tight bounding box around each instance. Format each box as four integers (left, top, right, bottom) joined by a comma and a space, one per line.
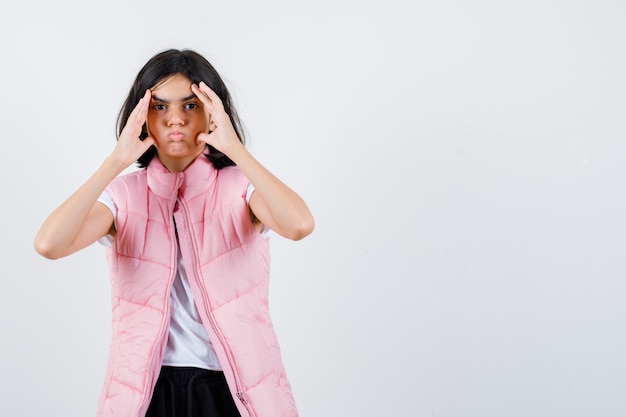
96, 153, 298, 417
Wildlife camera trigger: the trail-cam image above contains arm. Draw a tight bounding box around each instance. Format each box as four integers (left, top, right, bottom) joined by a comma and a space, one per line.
191, 82, 314, 241
232, 144, 314, 240
34, 90, 156, 259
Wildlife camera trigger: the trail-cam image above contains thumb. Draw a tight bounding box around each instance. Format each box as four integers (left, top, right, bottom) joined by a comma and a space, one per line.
196, 132, 210, 145
143, 136, 156, 148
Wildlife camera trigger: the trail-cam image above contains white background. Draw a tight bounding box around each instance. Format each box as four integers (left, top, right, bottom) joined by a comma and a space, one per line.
2, 1, 626, 416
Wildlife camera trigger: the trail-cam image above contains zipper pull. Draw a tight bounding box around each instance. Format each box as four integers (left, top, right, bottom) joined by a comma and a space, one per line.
237, 392, 248, 404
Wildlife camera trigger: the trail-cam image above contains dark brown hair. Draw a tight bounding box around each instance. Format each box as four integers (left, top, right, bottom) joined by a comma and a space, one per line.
116, 49, 245, 169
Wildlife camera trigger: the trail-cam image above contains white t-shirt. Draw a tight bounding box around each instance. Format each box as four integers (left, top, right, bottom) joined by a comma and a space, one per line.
98, 183, 267, 371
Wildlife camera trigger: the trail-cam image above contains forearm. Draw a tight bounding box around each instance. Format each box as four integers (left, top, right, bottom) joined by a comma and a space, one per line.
227, 143, 314, 240
190, 81, 314, 240
34, 156, 126, 259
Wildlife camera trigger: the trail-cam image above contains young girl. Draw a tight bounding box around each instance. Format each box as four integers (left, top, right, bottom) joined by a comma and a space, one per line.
35, 49, 314, 417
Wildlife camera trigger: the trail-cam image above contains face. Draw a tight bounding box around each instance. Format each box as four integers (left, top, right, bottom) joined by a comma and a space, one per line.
147, 73, 211, 172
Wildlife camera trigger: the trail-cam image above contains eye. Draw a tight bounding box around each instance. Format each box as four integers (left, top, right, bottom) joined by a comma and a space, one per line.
153, 103, 166, 111
185, 103, 199, 110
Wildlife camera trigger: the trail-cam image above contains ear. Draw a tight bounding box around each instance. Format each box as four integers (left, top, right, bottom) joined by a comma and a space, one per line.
208, 116, 217, 132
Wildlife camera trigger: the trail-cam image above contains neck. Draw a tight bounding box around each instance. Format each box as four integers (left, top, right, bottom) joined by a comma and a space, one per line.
157, 149, 206, 172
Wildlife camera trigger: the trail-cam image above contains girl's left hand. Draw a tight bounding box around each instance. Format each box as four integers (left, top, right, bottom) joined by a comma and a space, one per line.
191, 82, 242, 157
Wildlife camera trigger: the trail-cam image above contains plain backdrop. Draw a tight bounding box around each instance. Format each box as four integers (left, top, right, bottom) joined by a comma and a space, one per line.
2, 1, 626, 416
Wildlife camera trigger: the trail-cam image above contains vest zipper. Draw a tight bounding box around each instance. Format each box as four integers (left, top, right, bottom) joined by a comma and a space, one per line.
136, 177, 182, 416
177, 198, 255, 417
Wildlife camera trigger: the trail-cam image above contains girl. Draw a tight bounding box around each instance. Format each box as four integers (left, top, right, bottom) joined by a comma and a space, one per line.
35, 49, 314, 417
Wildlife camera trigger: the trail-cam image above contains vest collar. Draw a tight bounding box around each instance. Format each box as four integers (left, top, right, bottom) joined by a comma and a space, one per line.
146, 150, 217, 200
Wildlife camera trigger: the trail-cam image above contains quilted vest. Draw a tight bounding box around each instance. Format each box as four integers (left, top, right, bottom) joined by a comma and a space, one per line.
96, 153, 298, 417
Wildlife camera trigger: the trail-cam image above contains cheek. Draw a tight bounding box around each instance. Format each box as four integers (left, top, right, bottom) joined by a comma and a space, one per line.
193, 113, 210, 132
146, 111, 160, 133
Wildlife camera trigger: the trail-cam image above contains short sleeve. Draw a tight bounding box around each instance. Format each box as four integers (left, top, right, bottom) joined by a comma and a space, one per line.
97, 190, 117, 247
245, 183, 255, 203
246, 183, 270, 238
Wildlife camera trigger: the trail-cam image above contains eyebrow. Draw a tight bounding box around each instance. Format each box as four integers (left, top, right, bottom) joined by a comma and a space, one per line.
151, 94, 197, 103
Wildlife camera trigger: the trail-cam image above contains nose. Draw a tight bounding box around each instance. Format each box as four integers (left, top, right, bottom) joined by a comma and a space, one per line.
167, 107, 186, 126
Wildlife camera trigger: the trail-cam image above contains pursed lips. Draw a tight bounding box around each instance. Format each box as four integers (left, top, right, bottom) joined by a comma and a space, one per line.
167, 131, 185, 141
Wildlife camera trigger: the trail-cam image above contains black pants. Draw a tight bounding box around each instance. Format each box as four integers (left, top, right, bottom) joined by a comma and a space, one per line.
145, 366, 241, 417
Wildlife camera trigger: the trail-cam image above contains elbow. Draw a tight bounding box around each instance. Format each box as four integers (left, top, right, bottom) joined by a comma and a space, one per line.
287, 215, 315, 241
34, 235, 63, 260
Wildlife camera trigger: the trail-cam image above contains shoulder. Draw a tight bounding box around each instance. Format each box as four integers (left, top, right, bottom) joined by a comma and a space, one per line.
216, 166, 248, 192
109, 169, 147, 187
107, 169, 148, 199
217, 165, 245, 180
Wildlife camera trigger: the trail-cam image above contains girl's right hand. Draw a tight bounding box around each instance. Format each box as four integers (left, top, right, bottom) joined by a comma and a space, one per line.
112, 89, 156, 168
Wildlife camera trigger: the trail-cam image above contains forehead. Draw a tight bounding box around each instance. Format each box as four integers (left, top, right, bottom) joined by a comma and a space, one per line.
151, 73, 193, 98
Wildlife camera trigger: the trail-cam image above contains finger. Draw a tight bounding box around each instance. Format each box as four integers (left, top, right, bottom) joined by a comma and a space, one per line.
127, 90, 151, 126
195, 132, 210, 145
191, 83, 214, 110
191, 84, 217, 130
142, 135, 156, 147
198, 82, 225, 111
191, 84, 218, 128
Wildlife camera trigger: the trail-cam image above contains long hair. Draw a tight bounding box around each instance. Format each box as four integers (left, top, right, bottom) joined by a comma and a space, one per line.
116, 49, 245, 169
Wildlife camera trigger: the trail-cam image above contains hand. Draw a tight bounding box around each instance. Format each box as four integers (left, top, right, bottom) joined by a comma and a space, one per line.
191, 82, 242, 157
111, 89, 156, 168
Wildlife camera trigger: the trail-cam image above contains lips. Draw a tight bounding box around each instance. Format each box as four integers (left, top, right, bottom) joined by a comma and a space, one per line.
168, 131, 185, 141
